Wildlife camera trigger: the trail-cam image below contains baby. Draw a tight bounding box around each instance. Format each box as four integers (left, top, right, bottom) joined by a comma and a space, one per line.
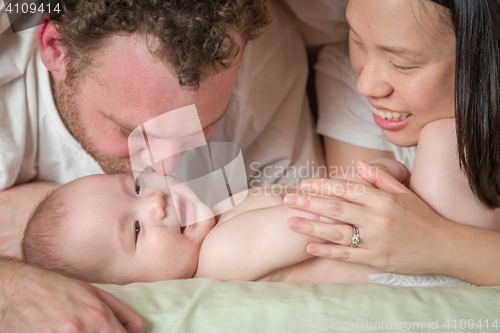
22, 170, 385, 285
22, 119, 500, 285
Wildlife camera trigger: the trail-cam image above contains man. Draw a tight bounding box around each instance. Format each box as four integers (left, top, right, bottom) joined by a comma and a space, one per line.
0, 0, 324, 331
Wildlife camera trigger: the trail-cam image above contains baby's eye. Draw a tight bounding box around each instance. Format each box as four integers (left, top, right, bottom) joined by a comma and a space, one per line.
135, 182, 141, 195
134, 221, 141, 242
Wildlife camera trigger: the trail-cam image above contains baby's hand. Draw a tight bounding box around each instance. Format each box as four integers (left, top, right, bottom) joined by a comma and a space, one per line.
359, 158, 411, 187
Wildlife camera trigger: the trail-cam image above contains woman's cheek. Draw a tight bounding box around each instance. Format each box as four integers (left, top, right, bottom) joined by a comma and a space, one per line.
349, 42, 364, 76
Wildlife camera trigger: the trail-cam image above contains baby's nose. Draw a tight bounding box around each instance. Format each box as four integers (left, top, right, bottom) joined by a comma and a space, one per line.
148, 191, 167, 221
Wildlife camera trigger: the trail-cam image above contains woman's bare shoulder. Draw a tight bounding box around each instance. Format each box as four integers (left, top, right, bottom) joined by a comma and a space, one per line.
413, 118, 500, 230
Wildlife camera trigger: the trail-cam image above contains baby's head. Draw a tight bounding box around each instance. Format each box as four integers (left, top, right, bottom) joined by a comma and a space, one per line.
22, 173, 215, 284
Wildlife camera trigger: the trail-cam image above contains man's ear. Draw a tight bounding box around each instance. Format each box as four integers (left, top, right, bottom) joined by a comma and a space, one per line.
38, 14, 66, 77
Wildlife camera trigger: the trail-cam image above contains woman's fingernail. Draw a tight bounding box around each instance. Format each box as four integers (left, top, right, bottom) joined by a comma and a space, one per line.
284, 194, 297, 207
289, 219, 302, 230
308, 245, 318, 254
301, 179, 312, 190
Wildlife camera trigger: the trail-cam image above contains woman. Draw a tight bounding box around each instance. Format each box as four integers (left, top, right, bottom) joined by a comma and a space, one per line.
285, 0, 500, 286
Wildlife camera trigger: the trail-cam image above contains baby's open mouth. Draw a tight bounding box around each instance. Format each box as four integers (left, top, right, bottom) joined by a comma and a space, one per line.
177, 197, 193, 234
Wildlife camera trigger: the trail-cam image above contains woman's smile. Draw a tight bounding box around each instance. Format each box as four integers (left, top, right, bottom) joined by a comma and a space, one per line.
372, 107, 414, 131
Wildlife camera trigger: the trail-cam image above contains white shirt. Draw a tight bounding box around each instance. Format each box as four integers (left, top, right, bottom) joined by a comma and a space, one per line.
0, 0, 324, 191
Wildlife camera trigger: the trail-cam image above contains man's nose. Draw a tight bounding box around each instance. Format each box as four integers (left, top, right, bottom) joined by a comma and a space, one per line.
139, 148, 182, 175
356, 58, 393, 99
138, 137, 185, 175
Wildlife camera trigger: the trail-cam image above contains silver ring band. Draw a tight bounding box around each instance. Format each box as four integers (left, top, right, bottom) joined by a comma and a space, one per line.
350, 225, 360, 247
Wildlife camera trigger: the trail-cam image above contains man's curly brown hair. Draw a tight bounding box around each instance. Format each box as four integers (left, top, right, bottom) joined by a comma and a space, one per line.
46, 0, 270, 89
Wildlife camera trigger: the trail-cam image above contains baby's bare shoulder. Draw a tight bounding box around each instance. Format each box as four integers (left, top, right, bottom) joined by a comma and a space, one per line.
216, 184, 305, 223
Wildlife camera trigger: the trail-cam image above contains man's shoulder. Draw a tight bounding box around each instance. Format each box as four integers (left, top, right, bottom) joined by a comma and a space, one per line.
0, 27, 38, 86
0, 28, 40, 190
238, 0, 306, 72
281, 0, 348, 46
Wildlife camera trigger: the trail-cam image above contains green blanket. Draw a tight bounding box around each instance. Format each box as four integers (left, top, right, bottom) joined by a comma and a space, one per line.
96, 279, 500, 332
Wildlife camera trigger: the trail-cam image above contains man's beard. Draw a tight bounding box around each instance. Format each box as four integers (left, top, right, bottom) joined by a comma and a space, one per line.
52, 75, 132, 174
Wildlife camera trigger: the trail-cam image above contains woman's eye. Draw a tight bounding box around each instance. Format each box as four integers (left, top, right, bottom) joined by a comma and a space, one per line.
135, 182, 141, 195
392, 63, 414, 71
349, 36, 363, 48
134, 221, 141, 242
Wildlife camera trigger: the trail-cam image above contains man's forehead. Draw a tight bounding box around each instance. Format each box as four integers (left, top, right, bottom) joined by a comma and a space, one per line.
89, 34, 233, 128
89, 35, 196, 118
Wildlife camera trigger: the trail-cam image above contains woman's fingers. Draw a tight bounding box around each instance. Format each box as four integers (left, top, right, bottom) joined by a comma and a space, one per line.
288, 218, 358, 246
305, 242, 369, 264
356, 159, 408, 194
284, 192, 369, 225
298, 177, 374, 205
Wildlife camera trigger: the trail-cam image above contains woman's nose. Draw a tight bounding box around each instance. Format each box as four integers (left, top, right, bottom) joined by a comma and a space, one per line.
356, 58, 393, 99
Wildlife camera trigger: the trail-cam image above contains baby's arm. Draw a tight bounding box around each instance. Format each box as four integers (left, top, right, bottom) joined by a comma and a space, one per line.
194, 159, 409, 282
410, 118, 500, 229
195, 201, 332, 281
195, 160, 409, 281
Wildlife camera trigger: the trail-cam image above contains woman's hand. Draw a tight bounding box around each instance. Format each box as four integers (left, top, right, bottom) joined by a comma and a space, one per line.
284, 160, 457, 276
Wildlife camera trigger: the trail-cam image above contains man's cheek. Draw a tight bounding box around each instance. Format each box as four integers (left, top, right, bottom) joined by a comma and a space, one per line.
93, 131, 131, 157
204, 125, 217, 140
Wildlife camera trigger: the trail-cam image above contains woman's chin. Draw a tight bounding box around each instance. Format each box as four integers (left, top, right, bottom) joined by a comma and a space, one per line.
382, 129, 419, 147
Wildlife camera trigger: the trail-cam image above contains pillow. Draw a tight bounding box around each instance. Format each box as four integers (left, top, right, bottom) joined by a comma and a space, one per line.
95, 279, 500, 332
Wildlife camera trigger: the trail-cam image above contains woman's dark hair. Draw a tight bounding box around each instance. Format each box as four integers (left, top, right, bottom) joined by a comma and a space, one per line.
431, 0, 500, 208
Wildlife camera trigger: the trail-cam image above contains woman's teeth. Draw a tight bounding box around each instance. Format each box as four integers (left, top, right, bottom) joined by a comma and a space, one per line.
373, 108, 411, 120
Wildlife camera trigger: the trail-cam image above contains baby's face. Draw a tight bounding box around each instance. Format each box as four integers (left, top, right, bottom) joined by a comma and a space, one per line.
62, 173, 215, 284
